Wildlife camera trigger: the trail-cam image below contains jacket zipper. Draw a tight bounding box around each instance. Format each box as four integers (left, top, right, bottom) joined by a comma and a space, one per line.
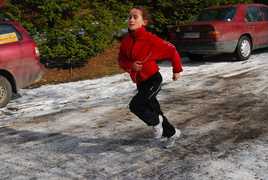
130, 33, 135, 61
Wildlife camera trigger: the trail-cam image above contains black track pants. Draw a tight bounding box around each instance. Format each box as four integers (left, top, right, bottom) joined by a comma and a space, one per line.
129, 72, 175, 138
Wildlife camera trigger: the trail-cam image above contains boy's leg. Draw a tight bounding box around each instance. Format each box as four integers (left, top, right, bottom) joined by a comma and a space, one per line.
162, 115, 176, 138
150, 97, 176, 138
129, 89, 159, 126
129, 72, 162, 126
129, 72, 176, 138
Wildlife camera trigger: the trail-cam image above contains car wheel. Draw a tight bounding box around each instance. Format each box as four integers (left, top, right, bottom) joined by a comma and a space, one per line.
188, 53, 204, 61
235, 36, 252, 60
0, 76, 12, 108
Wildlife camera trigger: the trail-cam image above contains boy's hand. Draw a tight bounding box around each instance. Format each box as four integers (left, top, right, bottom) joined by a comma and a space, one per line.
172, 73, 180, 81
132, 61, 143, 71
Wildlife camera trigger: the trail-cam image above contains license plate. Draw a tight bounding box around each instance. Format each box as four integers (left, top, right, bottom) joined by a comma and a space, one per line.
183, 32, 200, 38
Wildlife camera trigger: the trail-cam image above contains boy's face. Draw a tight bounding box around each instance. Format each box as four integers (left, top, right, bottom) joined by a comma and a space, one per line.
128, 8, 147, 31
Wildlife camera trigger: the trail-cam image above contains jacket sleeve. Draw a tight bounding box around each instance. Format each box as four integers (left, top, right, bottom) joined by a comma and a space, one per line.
170, 48, 183, 73
151, 35, 183, 73
117, 43, 134, 73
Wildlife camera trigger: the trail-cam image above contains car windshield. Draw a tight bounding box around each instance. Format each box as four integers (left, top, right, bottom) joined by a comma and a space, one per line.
191, 7, 237, 22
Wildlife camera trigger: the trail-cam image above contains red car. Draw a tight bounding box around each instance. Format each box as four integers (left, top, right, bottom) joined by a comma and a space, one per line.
0, 17, 45, 108
170, 4, 268, 61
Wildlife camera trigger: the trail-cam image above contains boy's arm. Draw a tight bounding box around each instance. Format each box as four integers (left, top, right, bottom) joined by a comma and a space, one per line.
171, 49, 183, 73
117, 45, 135, 73
151, 35, 183, 73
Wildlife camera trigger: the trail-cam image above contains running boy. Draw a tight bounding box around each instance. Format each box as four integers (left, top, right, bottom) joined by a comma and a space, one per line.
117, 5, 183, 148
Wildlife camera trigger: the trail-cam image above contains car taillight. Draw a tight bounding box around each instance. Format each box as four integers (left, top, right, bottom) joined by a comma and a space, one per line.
207, 30, 222, 38
170, 33, 177, 40
31, 41, 40, 60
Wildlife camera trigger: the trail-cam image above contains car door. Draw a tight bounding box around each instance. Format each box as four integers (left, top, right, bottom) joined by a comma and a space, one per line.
259, 6, 268, 45
245, 6, 268, 47
0, 23, 24, 67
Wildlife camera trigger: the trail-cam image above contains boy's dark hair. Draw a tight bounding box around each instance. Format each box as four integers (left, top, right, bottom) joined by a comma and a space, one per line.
132, 5, 153, 26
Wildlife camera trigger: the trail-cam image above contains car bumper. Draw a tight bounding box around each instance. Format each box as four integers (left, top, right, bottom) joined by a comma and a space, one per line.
12, 62, 45, 90
171, 40, 238, 54
33, 63, 45, 84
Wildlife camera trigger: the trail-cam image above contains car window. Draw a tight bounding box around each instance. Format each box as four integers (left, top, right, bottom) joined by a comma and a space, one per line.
259, 7, 268, 21
191, 7, 237, 22
0, 23, 23, 45
245, 7, 263, 22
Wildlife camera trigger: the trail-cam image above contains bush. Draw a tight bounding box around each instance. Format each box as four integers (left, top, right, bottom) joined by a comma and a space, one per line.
0, 0, 132, 69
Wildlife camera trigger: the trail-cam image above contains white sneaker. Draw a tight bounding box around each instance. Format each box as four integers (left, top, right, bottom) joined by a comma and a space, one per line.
164, 128, 181, 148
152, 115, 163, 139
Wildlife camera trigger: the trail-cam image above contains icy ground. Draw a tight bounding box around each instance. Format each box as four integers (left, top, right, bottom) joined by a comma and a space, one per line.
0, 49, 267, 179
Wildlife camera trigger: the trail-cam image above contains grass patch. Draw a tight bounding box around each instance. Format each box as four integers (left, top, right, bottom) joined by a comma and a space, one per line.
32, 41, 124, 87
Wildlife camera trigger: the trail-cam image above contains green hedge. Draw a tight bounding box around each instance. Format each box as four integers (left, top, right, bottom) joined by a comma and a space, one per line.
0, 0, 132, 69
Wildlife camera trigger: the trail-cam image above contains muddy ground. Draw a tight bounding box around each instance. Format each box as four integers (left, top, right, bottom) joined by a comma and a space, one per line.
0, 52, 267, 179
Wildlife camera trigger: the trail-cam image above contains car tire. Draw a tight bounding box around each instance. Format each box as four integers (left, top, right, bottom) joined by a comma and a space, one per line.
235, 36, 252, 61
0, 76, 12, 108
188, 53, 204, 61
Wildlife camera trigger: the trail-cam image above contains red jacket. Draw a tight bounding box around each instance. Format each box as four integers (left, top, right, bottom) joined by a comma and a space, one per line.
118, 26, 183, 84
